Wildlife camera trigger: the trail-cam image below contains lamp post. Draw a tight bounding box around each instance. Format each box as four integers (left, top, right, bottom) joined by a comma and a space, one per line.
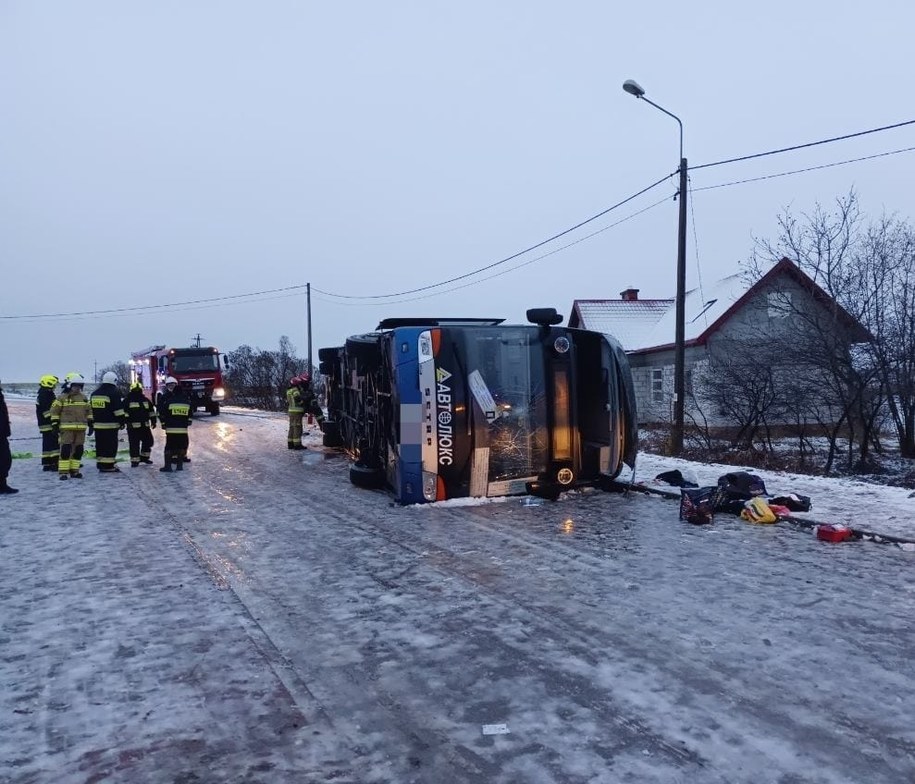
622, 79, 687, 455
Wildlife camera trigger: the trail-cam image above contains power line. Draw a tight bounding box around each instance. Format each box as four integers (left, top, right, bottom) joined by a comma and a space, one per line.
2, 173, 673, 321
691, 119, 915, 171
311, 194, 674, 307
312, 173, 672, 300
0, 282, 310, 321
692, 145, 915, 192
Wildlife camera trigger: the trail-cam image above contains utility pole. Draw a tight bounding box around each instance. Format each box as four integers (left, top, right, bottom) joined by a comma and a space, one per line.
306, 283, 313, 377
623, 78, 687, 455
192, 333, 203, 348
672, 158, 688, 455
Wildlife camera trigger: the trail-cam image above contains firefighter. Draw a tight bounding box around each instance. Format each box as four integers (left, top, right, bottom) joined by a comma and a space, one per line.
124, 380, 157, 466
157, 376, 191, 472
36, 374, 60, 471
90, 371, 128, 472
297, 373, 325, 441
51, 372, 93, 480
286, 376, 306, 449
0, 376, 17, 494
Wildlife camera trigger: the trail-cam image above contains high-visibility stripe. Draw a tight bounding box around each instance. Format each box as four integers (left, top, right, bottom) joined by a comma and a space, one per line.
60, 424, 89, 431
39, 425, 53, 432
164, 428, 189, 434
93, 423, 120, 430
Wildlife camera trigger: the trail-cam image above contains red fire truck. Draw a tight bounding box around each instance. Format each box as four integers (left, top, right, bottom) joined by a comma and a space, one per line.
130, 344, 228, 415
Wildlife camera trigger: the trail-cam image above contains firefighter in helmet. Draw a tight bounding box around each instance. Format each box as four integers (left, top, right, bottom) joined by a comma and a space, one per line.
36, 374, 60, 471
90, 371, 128, 472
50, 372, 93, 480
285, 375, 306, 449
157, 376, 192, 472
125, 380, 157, 466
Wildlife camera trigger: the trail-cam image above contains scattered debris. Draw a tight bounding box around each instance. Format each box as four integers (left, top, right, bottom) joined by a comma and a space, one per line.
481, 723, 510, 735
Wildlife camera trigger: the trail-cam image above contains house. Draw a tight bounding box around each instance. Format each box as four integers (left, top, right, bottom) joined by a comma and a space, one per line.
569, 257, 871, 427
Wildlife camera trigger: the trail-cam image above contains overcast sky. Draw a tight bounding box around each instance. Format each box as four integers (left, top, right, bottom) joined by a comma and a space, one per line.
2, 1, 913, 382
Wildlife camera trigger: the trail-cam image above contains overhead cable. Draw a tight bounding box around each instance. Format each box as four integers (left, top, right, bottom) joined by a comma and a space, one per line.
691, 119, 915, 171
692, 145, 915, 192
312, 173, 672, 300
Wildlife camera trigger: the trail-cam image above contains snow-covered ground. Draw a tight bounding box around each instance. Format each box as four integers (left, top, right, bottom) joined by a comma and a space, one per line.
2, 398, 915, 783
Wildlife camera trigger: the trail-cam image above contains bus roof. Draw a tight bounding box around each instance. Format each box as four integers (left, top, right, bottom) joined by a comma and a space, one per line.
375, 317, 505, 329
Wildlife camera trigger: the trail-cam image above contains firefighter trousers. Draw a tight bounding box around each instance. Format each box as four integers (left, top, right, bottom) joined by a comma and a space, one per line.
58, 429, 86, 475
287, 412, 303, 446
164, 433, 189, 467
40, 428, 59, 467
127, 426, 154, 465
94, 427, 120, 469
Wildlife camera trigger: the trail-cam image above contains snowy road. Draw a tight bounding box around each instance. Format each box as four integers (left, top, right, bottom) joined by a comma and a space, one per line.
2, 400, 914, 783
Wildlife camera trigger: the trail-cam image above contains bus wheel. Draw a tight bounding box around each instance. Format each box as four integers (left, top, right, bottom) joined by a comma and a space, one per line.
322, 421, 344, 448
350, 463, 384, 489
208, 403, 220, 416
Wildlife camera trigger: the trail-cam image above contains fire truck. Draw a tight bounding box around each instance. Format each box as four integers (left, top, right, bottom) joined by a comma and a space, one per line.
130, 344, 228, 415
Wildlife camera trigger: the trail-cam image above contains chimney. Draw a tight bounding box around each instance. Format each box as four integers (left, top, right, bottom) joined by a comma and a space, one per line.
620, 287, 639, 301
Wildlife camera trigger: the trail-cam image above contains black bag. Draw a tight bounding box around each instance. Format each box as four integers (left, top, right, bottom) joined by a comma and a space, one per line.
656, 469, 698, 488
768, 493, 812, 513
680, 486, 716, 525
714, 471, 767, 514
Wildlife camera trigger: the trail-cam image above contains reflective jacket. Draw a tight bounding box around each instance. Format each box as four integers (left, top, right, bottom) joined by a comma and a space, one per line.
50, 390, 93, 431
90, 383, 128, 430
157, 388, 192, 434
125, 388, 157, 428
286, 386, 304, 414
37, 387, 57, 432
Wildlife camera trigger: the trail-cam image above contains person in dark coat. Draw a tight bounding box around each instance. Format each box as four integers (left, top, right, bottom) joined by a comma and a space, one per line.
90, 371, 128, 472
0, 377, 18, 494
36, 374, 59, 471
156, 377, 192, 472
124, 381, 157, 466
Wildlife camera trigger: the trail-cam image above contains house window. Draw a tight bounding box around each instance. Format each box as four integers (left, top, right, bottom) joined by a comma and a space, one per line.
767, 291, 792, 318
651, 368, 664, 404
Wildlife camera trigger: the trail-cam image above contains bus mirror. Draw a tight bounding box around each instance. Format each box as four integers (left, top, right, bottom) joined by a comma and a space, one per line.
222, 355, 230, 368
526, 308, 563, 326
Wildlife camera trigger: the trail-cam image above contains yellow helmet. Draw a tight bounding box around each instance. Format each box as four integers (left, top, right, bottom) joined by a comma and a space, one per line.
39, 374, 59, 388
130, 380, 143, 391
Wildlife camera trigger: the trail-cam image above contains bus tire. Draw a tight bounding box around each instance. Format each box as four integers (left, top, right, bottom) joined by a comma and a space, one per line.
350, 463, 385, 489
208, 403, 220, 416
322, 422, 344, 447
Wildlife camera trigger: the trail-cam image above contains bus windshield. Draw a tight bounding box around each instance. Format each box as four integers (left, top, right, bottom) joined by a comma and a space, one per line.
457, 327, 549, 482
171, 353, 219, 373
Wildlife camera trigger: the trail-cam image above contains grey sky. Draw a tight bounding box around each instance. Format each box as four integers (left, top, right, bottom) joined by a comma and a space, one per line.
2, 1, 913, 382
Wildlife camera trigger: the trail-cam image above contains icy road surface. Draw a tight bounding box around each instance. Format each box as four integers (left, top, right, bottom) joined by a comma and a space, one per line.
2, 400, 914, 783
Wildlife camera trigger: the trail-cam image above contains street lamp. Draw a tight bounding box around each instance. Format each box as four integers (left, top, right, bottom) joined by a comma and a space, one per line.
623, 78, 687, 455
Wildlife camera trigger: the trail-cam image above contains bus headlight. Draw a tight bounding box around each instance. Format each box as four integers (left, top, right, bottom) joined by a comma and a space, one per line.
422, 471, 438, 501
212, 387, 226, 400
553, 336, 571, 354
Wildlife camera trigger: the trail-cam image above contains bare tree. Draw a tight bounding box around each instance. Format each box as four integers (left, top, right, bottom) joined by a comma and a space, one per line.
224, 337, 314, 411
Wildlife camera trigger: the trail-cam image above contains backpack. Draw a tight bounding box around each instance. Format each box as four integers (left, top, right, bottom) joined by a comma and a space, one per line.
714, 471, 767, 514
680, 487, 717, 525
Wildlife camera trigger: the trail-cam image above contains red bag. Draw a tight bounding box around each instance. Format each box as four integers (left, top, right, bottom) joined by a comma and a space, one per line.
815, 524, 854, 543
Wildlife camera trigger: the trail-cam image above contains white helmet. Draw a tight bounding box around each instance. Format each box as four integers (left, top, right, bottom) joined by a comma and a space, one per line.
165, 376, 178, 386
101, 371, 117, 384
65, 372, 85, 385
